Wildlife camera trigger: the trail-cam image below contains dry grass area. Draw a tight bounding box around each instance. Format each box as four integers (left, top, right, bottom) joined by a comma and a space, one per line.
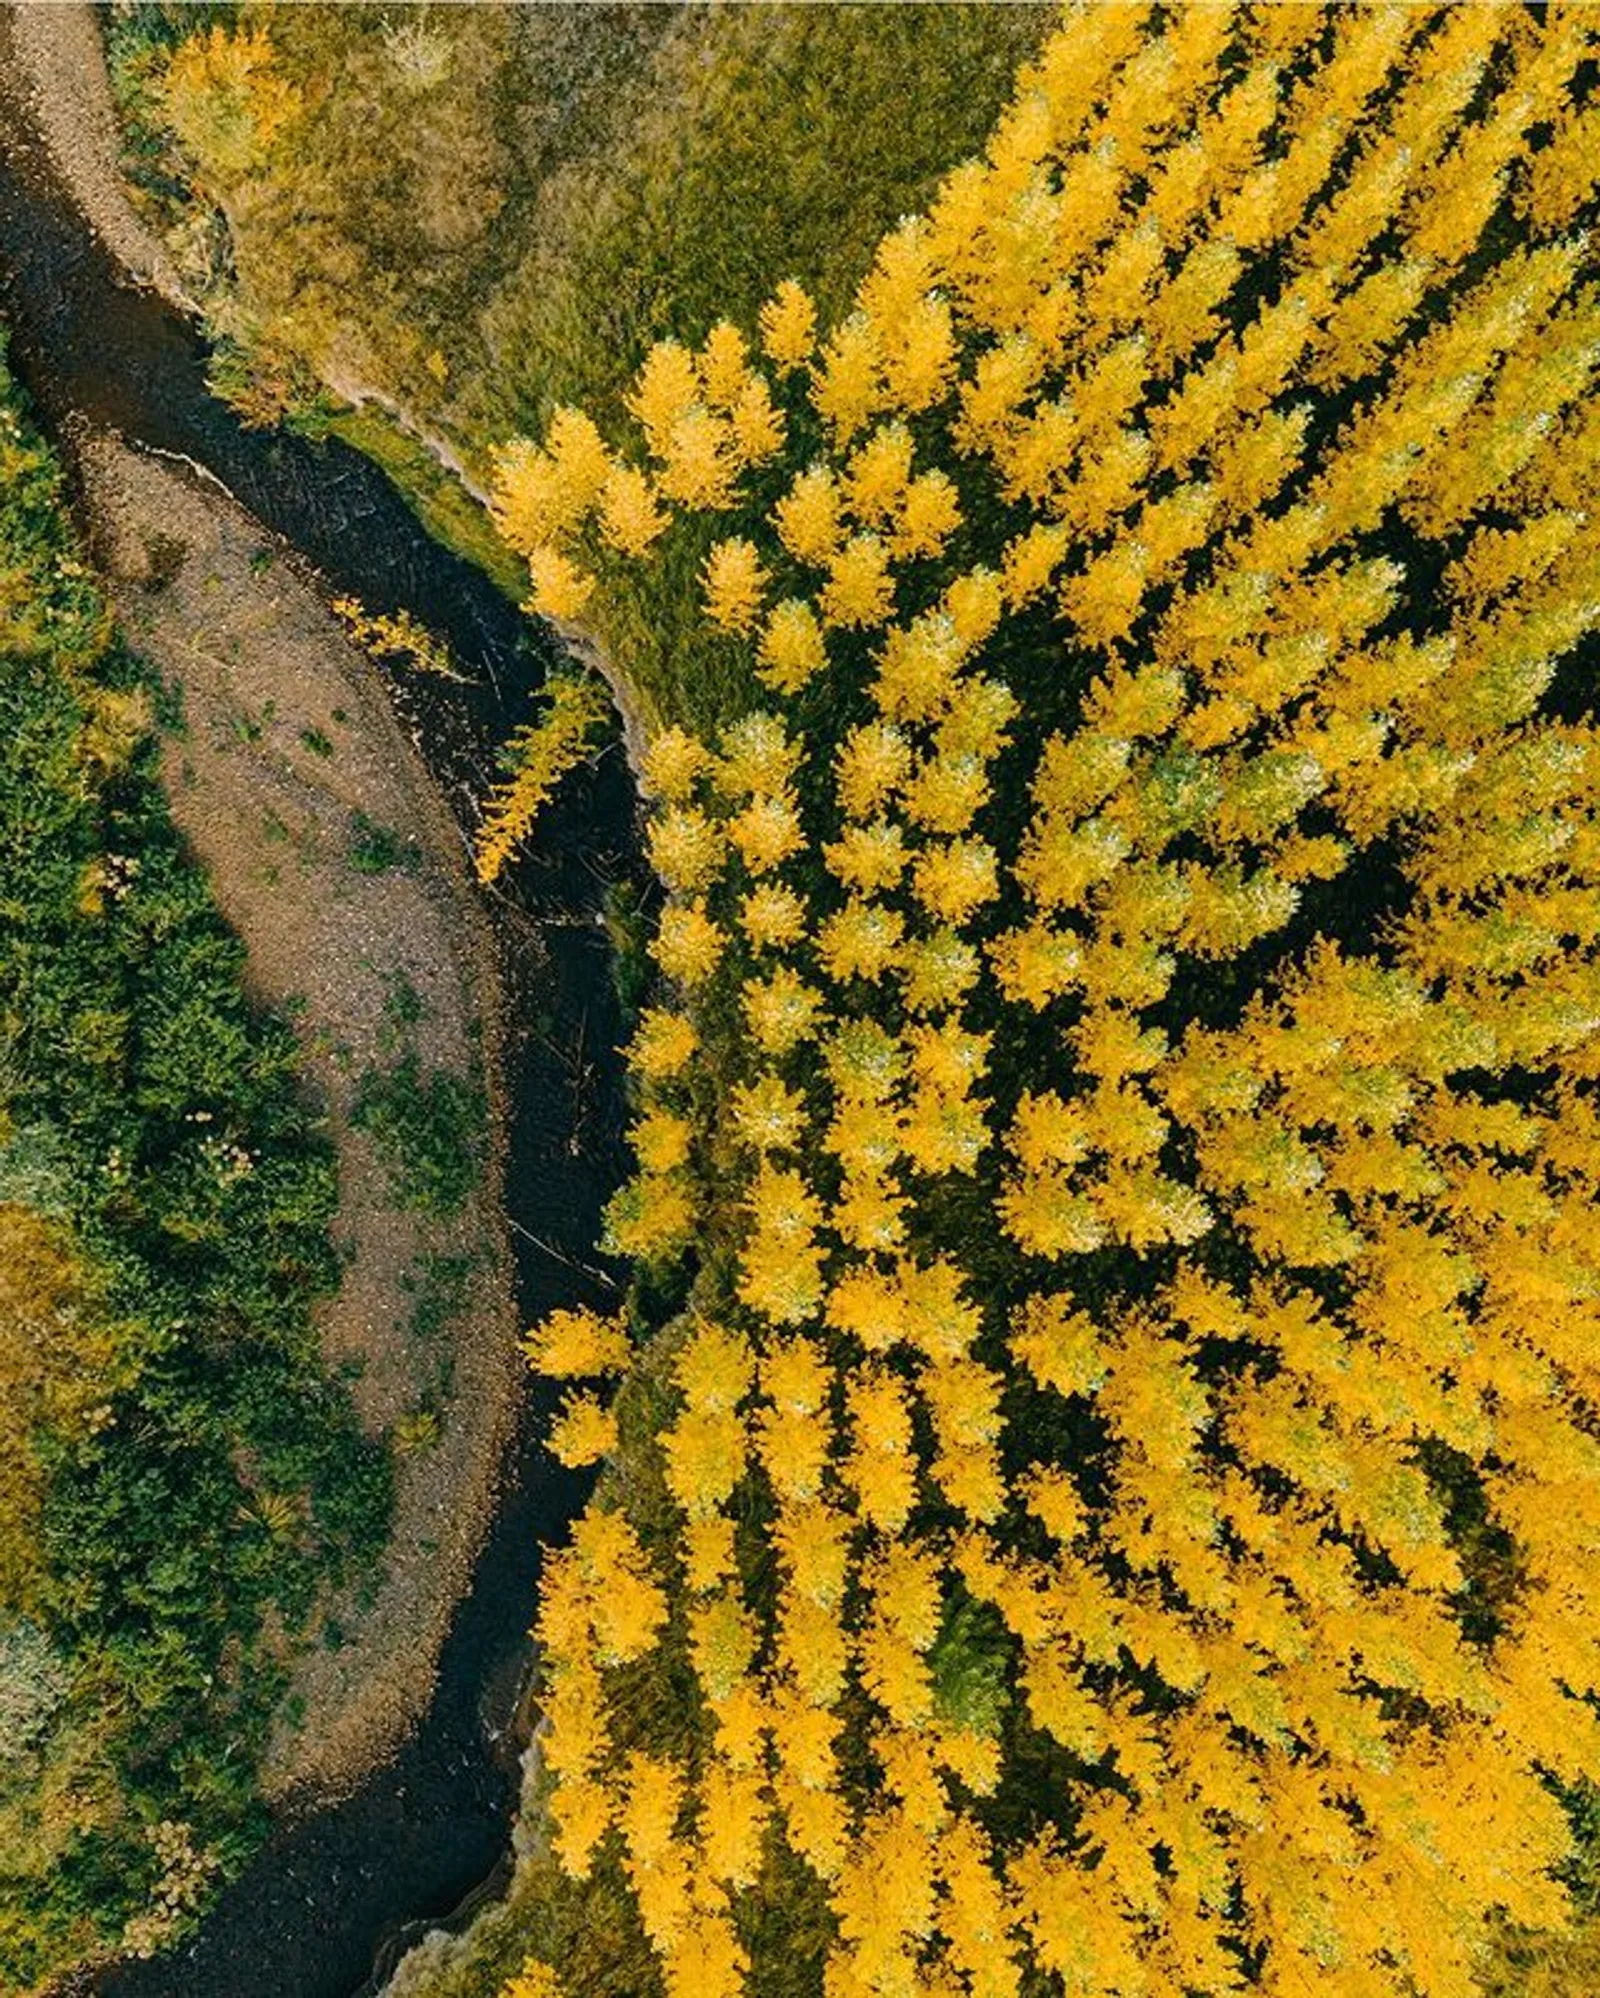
76, 433, 521, 1803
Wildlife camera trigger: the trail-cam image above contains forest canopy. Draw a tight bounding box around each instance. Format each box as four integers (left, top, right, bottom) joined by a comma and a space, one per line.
478, 6, 1600, 1997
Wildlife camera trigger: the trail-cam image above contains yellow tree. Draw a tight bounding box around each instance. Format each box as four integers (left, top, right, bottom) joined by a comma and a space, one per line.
490, 6, 1600, 1992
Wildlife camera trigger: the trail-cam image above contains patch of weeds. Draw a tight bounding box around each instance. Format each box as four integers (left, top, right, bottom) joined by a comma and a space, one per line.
376, 969, 426, 1054
279, 384, 343, 444
347, 809, 420, 876
141, 531, 188, 591
151, 671, 188, 736
427, 1348, 456, 1404
402, 1248, 479, 1344
248, 547, 274, 576
229, 710, 264, 745
299, 726, 334, 759
384, 970, 425, 1025
320, 1616, 346, 1652
351, 1052, 486, 1219
602, 876, 654, 1029
393, 1407, 443, 1455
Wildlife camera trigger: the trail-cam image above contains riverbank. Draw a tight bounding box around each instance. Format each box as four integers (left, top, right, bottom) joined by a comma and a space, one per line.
3, 0, 662, 783
3, 2, 193, 314
0, 0, 532, 1808
73, 429, 524, 1805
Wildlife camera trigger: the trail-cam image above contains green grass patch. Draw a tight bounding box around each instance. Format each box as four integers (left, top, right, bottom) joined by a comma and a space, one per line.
319, 403, 527, 600
347, 807, 420, 875
351, 1051, 487, 1221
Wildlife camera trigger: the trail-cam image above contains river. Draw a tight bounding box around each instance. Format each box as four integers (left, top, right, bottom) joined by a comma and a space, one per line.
0, 57, 642, 1998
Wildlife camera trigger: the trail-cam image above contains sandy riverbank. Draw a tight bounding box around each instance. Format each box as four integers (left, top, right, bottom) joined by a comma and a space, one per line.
75, 430, 526, 1804
4, 2, 194, 313
0, 0, 543, 1807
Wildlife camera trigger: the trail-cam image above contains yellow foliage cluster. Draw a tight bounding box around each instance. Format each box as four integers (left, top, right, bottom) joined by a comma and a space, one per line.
489, 330, 785, 619
511, 6, 1600, 1996
331, 595, 468, 681
497, 1960, 562, 1998
160, 25, 302, 178
472, 673, 610, 884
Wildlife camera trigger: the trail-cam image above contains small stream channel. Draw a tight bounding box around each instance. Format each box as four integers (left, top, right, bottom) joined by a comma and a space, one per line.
0, 58, 643, 1998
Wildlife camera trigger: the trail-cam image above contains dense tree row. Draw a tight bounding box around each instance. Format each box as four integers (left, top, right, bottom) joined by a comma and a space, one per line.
493, 7, 1599, 1997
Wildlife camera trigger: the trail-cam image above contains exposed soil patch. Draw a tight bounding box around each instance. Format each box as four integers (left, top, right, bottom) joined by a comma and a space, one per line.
75, 432, 523, 1804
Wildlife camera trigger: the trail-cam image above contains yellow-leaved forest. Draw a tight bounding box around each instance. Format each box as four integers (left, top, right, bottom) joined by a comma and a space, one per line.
476, 6, 1600, 1997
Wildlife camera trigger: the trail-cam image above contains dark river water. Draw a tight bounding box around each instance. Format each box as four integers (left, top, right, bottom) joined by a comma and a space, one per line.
0, 49, 642, 1998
